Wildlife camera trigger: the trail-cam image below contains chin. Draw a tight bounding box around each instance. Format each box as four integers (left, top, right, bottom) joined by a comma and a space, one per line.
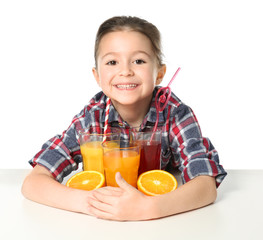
111, 98, 138, 106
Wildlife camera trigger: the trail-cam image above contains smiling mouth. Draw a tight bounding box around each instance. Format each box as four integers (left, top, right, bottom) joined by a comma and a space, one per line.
115, 84, 138, 89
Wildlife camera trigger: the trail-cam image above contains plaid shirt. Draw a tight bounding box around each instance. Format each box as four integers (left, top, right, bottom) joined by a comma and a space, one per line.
30, 87, 227, 186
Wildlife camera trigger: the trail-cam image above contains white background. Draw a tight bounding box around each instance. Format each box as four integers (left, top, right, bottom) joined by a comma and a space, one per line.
0, 0, 262, 169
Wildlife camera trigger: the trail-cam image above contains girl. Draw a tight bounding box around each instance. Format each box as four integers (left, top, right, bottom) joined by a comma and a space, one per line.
22, 16, 227, 221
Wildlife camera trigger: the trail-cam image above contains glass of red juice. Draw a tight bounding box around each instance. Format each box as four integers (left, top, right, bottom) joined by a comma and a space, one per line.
132, 128, 162, 176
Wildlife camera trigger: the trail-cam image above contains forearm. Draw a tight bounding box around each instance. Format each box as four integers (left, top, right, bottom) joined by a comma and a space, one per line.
21, 165, 91, 214
149, 175, 217, 219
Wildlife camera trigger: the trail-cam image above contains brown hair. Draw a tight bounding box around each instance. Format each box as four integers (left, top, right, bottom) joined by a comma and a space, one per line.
94, 16, 164, 68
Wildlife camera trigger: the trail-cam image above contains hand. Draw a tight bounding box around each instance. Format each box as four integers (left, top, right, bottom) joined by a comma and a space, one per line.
87, 172, 155, 221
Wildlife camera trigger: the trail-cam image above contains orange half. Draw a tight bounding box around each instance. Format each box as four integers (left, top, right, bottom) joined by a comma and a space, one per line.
66, 171, 105, 191
137, 170, 177, 196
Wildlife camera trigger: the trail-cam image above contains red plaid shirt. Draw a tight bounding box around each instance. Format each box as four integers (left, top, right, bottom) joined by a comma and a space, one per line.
30, 87, 227, 186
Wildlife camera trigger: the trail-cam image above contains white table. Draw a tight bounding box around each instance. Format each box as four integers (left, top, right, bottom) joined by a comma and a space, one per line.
0, 169, 262, 240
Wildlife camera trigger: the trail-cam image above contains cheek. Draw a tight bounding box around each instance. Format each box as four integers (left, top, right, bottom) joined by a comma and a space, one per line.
99, 72, 110, 84
97, 70, 114, 89
142, 65, 158, 78
143, 69, 158, 84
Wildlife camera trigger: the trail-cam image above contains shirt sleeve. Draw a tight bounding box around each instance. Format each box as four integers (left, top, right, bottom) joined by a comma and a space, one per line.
169, 104, 227, 187
29, 113, 84, 183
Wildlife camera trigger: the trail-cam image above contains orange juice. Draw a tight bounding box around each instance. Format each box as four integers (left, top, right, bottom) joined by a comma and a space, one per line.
80, 141, 104, 173
103, 149, 140, 187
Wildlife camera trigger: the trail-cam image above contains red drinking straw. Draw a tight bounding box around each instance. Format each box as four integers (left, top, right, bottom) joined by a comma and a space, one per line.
150, 67, 181, 142
103, 97, 111, 143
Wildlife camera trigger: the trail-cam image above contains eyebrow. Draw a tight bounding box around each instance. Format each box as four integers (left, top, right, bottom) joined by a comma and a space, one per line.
101, 50, 152, 60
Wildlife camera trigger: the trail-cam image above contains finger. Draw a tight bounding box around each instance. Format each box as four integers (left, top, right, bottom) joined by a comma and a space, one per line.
115, 172, 136, 192
92, 188, 123, 199
103, 186, 123, 192
88, 195, 113, 212
88, 193, 125, 221
94, 186, 123, 196
88, 203, 121, 221
92, 190, 120, 206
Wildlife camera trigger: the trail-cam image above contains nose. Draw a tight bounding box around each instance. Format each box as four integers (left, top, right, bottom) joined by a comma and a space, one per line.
119, 63, 134, 77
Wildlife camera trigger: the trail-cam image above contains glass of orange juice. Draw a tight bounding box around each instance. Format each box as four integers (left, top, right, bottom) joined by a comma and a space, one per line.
102, 141, 140, 187
78, 127, 120, 174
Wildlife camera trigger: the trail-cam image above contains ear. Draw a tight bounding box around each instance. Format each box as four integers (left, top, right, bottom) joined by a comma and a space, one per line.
92, 67, 101, 87
156, 64, 166, 85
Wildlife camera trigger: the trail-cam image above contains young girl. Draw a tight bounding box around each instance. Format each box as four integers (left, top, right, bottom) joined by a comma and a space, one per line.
22, 16, 227, 221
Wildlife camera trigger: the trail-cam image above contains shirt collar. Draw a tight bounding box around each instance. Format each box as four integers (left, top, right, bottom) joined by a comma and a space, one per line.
98, 93, 125, 127
142, 87, 166, 126
99, 87, 168, 128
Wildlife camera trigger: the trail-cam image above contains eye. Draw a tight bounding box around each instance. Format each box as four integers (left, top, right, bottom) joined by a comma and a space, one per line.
106, 60, 117, 65
133, 59, 146, 65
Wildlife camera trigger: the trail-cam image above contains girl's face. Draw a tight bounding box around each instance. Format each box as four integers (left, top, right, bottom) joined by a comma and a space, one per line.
92, 31, 166, 108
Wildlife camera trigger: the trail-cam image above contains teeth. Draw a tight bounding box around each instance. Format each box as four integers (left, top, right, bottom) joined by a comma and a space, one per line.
116, 84, 137, 89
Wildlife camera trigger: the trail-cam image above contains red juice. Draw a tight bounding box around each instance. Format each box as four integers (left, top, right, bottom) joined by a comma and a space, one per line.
138, 140, 161, 175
